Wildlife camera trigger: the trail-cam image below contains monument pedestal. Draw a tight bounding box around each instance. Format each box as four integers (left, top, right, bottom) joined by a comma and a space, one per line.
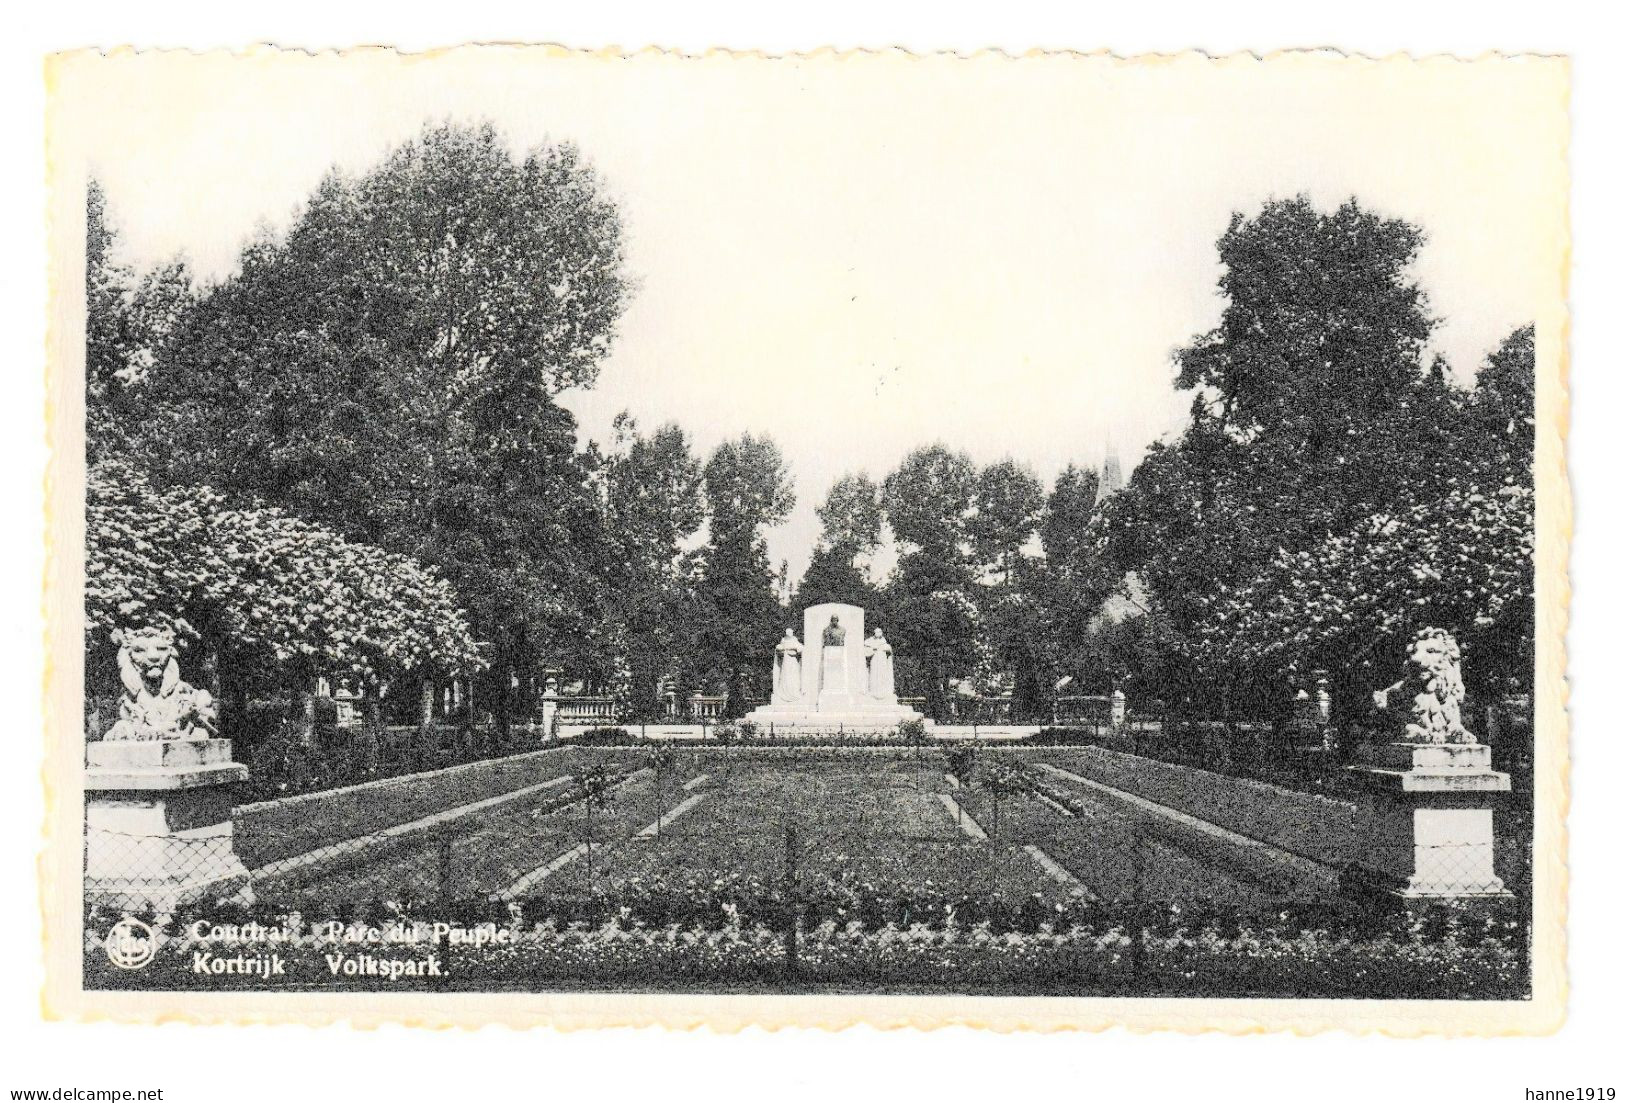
1347, 742, 1511, 898
742, 704, 930, 734
85, 739, 253, 912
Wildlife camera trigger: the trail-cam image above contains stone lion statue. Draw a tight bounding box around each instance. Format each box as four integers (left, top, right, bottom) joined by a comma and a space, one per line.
102, 625, 218, 742
1372, 627, 1475, 745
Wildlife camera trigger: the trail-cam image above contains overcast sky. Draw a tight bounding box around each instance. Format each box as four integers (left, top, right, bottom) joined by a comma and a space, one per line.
64, 49, 1567, 580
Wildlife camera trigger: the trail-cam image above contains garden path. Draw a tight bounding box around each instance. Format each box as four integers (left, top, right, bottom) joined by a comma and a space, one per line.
495, 843, 590, 899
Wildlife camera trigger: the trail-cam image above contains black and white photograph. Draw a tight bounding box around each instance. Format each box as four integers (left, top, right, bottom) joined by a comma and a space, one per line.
38, 45, 1568, 1034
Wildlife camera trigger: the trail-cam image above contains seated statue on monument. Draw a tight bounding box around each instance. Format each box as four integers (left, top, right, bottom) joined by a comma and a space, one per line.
101, 624, 219, 742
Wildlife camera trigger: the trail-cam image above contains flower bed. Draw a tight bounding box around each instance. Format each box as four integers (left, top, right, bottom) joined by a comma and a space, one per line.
245, 749, 1334, 914
85, 897, 1527, 999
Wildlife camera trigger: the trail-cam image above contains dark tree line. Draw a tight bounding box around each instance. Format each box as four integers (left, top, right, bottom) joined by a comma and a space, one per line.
89, 138, 1535, 731
86, 122, 797, 727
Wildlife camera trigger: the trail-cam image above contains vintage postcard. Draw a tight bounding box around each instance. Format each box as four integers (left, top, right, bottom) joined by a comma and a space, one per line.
41, 46, 1569, 1032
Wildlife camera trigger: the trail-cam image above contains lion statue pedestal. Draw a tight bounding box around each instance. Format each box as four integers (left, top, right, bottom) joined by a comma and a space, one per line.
85, 627, 252, 913
1347, 628, 1511, 900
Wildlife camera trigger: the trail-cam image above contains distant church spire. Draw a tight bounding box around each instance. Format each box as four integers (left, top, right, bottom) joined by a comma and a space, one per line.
1096, 441, 1123, 505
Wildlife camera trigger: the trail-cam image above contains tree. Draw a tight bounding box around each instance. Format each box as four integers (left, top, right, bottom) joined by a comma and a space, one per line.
796, 545, 876, 616
1027, 464, 1118, 694
694, 433, 795, 714
977, 761, 1031, 841
1471, 325, 1535, 459
702, 432, 796, 544
124, 122, 630, 728
85, 181, 195, 462
1197, 478, 1533, 695
966, 459, 1047, 716
816, 473, 883, 556
1174, 196, 1430, 444
883, 445, 977, 564
1193, 328, 1536, 697
1102, 195, 1534, 714
577, 763, 618, 885
643, 742, 684, 837
1039, 464, 1100, 572
944, 746, 978, 827
1102, 199, 1434, 702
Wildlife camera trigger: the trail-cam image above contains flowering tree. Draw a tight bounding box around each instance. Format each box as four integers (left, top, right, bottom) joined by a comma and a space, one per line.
86, 460, 483, 690
1213, 328, 1534, 694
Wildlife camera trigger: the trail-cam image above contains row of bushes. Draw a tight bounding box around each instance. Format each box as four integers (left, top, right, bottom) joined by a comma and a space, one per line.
85, 891, 1528, 999
239, 720, 552, 803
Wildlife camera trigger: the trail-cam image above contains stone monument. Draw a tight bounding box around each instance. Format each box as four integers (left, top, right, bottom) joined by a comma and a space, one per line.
1348, 627, 1511, 899
864, 628, 896, 700
744, 602, 926, 734
85, 625, 252, 912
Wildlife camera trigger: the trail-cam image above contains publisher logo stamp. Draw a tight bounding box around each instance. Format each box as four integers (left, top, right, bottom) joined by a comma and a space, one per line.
105, 917, 157, 970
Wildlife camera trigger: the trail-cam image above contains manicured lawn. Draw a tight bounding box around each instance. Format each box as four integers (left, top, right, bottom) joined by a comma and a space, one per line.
520, 756, 1052, 904
265, 749, 1335, 909
257, 763, 695, 903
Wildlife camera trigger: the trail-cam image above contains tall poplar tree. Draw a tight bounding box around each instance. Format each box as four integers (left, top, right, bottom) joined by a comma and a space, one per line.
693, 433, 795, 715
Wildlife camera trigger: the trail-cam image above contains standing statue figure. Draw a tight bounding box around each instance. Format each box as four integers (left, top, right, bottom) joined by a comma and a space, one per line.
864, 628, 896, 702
818, 615, 848, 699
102, 625, 218, 742
1372, 627, 1476, 745
773, 628, 804, 704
